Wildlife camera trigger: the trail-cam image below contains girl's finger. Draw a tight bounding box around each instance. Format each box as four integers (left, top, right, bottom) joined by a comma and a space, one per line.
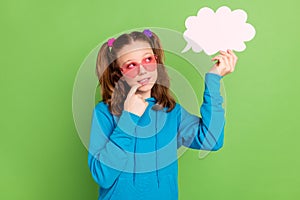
220, 50, 230, 58
224, 50, 234, 68
222, 54, 231, 71
224, 50, 234, 70
127, 84, 140, 98
212, 55, 227, 68
221, 50, 233, 68
211, 55, 223, 61
228, 49, 238, 64
211, 55, 222, 65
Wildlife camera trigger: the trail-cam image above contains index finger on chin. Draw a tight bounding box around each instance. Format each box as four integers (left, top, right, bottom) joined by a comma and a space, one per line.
127, 84, 140, 98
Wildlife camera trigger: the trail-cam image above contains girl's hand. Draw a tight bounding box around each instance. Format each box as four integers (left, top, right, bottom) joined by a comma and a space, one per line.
209, 49, 238, 77
124, 84, 149, 117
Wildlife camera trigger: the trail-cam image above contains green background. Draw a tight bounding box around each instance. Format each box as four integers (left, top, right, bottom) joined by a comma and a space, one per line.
1, 0, 299, 199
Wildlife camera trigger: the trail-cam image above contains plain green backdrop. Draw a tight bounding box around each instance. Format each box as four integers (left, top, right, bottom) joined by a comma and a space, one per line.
1, 0, 299, 199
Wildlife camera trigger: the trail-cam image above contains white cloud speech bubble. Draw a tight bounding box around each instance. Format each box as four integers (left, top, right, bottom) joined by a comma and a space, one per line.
182, 6, 256, 55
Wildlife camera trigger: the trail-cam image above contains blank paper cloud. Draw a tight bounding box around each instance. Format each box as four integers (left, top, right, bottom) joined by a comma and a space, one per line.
182, 6, 256, 55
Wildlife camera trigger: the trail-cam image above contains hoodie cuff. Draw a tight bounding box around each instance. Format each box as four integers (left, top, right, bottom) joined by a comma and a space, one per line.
204, 73, 223, 94
115, 110, 141, 136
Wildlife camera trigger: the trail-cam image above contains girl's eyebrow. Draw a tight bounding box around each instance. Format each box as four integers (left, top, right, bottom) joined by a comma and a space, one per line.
121, 52, 153, 65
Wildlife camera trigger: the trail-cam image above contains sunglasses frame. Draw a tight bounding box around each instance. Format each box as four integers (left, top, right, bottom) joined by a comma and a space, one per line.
120, 54, 158, 78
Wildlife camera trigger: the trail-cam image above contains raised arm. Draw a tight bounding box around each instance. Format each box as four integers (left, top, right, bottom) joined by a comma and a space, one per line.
177, 49, 237, 151
177, 73, 225, 151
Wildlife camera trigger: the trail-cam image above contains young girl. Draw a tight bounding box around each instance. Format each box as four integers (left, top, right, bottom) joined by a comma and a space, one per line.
88, 29, 237, 200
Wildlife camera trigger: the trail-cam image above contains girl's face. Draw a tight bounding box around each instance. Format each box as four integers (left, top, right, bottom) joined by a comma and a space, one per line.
117, 41, 158, 96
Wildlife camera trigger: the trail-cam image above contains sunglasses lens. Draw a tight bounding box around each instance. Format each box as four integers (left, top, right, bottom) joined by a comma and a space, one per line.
142, 55, 157, 71
121, 61, 139, 78
120, 55, 157, 78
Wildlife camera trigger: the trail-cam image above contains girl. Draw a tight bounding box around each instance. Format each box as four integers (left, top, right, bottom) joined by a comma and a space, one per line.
88, 29, 237, 200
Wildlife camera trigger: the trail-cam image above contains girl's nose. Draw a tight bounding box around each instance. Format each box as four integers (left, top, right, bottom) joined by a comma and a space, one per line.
139, 64, 147, 75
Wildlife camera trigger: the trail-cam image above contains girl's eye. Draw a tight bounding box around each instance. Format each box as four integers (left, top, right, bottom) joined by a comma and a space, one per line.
126, 62, 136, 69
144, 56, 153, 63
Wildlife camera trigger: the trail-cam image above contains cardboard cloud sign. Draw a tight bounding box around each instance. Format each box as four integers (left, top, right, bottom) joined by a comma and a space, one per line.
182, 6, 256, 55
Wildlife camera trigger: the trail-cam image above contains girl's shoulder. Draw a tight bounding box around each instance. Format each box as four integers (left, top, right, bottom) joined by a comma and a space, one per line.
95, 100, 107, 108
94, 100, 111, 116
160, 101, 182, 116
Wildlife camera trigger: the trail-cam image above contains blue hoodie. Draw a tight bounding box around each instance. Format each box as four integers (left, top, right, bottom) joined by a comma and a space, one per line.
88, 73, 225, 200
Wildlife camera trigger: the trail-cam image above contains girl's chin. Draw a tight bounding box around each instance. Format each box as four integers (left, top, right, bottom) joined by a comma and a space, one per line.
137, 84, 153, 91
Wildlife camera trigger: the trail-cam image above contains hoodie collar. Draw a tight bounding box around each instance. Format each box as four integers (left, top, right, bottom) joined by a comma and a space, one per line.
145, 96, 157, 103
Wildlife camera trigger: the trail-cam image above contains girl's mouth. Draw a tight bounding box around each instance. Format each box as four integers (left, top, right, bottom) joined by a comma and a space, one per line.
137, 77, 151, 85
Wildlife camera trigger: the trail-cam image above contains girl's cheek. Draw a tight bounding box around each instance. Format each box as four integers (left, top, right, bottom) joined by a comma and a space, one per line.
126, 77, 138, 86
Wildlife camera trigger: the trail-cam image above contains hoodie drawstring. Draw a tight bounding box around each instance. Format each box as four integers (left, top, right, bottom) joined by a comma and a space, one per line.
133, 102, 161, 188
133, 127, 137, 186
155, 110, 160, 188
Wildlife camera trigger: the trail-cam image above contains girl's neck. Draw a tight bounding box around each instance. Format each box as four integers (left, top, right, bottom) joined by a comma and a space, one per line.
136, 90, 151, 100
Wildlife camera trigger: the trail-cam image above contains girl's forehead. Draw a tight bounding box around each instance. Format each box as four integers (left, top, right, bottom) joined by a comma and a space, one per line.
116, 41, 153, 60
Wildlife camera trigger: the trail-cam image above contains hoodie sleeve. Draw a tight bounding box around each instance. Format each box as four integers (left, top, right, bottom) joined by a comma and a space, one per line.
88, 103, 140, 188
177, 73, 225, 151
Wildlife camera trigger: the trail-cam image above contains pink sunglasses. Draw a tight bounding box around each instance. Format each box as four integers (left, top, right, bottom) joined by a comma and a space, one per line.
120, 54, 158, 78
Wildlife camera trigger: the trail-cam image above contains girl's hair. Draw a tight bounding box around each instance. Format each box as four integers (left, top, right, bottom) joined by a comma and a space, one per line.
96, 31, 176, 116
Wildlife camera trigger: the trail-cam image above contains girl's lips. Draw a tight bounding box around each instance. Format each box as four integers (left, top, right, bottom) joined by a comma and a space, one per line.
137, 77, 151, 85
